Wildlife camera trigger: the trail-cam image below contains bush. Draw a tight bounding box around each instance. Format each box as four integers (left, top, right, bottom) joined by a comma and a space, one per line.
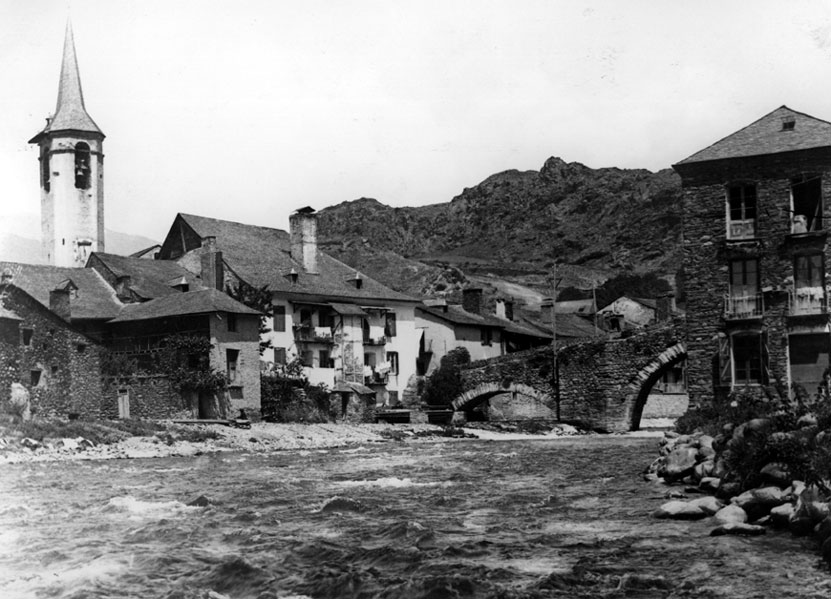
261, 362, 333, 423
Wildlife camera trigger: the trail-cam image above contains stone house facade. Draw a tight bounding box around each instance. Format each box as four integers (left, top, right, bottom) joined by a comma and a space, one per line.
0, 283, 104, 418
674, 106, 831, 407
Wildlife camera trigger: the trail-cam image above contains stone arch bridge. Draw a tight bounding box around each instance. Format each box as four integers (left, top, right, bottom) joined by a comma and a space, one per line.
455, 322, 685, 432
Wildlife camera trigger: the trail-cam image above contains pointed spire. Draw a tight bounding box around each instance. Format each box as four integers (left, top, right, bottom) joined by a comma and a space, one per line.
30, 19, 103, 142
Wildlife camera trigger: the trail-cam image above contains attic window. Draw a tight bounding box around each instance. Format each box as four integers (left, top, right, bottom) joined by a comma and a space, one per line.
284, 269, 299, 285
347, 274, 363, 290
782, 118, 795, 131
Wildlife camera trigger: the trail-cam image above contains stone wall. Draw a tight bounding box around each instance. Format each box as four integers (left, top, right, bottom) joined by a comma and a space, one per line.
0, 286, 105, 418
100, 375, 190, 419
677, 149, 831, 408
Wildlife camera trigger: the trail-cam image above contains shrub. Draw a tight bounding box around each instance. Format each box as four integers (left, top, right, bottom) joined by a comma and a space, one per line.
421, 347, 471, 407
261, 359, 333, 423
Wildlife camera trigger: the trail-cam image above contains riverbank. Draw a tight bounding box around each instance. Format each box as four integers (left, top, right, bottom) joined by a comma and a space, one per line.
0, 420, 590, 464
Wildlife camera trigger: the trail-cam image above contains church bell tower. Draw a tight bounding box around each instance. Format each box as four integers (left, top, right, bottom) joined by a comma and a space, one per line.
29, 21, 105, 267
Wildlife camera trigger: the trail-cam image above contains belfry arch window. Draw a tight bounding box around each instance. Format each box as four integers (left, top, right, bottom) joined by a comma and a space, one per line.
74, 142, 91, 189
40, 145, 50, 192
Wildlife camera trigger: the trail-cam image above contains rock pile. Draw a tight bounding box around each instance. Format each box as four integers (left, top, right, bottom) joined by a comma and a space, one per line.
646, 428, 831, 563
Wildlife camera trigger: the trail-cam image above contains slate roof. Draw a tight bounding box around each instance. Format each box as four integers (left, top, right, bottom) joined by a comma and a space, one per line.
176, 213, 417, 303
30, 21, 103, 142
675, 106, 831, 166
0, 305, 22, 321
90, 252, 202, 300
109, 288, 261, 323
553, 299, 596, 315
417, 305, 550, 339
0, 262, 122, 320
538, 311, 602, 339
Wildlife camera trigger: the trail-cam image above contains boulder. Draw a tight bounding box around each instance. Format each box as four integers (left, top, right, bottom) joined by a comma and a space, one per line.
653, 500, 708, 520
660, 447, 699, 481
699, 477, 721, 493
693, 461, 714, 482
689, 496, 723, 516
698, 435, 715, 450
187, 495, 212, 507
731, 486, 787, 521
714, 504, 748, 525
20, 437, 40, 451
797, 413, 817, 428
759, 462, 792, 488
320, 496, 365, 513
9, 383, 31, 420
770, 503, 794, 528
697, 446, 716, 461
789, 487, 830, 536
716, 481, 741, 501
710, 523, 766, 536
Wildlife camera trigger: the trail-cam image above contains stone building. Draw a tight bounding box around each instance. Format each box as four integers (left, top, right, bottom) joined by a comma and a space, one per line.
156, 208, 422, 408
673, 105, 831, 406
0, 282, 104, 419
29, 21, 105, 267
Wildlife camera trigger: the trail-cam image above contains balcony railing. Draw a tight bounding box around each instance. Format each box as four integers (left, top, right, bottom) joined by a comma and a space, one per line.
365, 371, 389, 385
788, 288, 828, 316
728, 219, 756, 240
363, 335, 387, 346
293, 325, 334, 343
724, 293, 764, 319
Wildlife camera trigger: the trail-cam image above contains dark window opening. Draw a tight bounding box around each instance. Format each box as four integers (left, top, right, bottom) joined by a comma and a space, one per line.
385, 312, 397, 337
792, 175, 822, 233
301, 350, 313, 367
40, 146, 50, 192
273, 305, 286, 332
733, 335, 763, 385
481, 328, 493, 346
51, 365, 59, 377
319, 349, 332, 368
727, 184, 757, 239
274, 347, 286, 365
74, 142, 91, 189
30, 370, 41, 386
319, 310, 334, 328
76, 343, 87, 353
300, 309, 313, 328
729, 259, 759, 295
226, 349, 239, 382
795, 254, 824, 288
21, 328, 33, 347
388, 351, 399, 375
227, 313, 237, 332
782, 118, 796, 131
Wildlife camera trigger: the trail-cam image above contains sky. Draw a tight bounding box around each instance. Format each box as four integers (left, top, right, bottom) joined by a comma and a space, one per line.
3, 0, 831, 243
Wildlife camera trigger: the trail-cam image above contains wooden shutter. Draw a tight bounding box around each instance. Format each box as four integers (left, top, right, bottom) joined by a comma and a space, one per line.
717, 333, 732, 387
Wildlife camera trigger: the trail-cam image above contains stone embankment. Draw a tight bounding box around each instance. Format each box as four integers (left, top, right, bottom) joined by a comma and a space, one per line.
646, 426, 831, 564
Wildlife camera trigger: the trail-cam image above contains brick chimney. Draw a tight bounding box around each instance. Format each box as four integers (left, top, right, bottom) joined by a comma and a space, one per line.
200, 236, 224, 291
656, 293, 676, 322
290, 207, 319, 274
49, 279, 76, 321
462, 288, 482, 315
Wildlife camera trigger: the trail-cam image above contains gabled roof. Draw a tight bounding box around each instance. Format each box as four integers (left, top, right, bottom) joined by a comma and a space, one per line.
417, 304, 550, 339
597, 296, 658, 312
0, 262, 122, 320
538, 311, 602, 339
172, 213, 417, 303
89, 252, 202, 300
675, 106, 831, 166
30, 20, 103, 143
108, 288, 260, 323
0, 305, 22, 321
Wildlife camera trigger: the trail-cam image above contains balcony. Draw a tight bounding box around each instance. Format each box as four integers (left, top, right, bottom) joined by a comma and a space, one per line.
364, 371, 389, 385
293, 324, 334, 344
724, 294, 764, 320
728, 219, 756, 240
363, 334, 387, 346
788, 288, 828, 317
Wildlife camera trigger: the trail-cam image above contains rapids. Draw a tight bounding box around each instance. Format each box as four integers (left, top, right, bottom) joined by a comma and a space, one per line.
1, 436, 830, 598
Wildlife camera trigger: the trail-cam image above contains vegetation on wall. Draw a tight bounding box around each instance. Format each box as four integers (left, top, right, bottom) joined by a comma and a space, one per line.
421, 347, 471, 407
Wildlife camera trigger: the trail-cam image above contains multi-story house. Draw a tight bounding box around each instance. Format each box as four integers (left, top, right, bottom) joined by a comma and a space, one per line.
673, 106, 831, 406
156, 208, 421, 407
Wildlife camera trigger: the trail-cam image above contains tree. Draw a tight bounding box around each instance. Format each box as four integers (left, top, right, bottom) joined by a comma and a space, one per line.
226, 280, 274, 355
421, 347, 471, 407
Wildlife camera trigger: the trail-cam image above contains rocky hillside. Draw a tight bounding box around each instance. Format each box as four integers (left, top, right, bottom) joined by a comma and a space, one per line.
318, 157, 683, 298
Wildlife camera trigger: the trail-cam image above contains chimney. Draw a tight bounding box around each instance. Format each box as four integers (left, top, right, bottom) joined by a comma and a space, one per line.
49, 279, 76, 321
200, 236, 224, 291
289, 207, 319, 274
656, 293, 676, 322
462, 288, 482, 315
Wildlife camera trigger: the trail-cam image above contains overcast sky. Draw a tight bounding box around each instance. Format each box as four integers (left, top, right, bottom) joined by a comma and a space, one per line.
3, 0, 831, 243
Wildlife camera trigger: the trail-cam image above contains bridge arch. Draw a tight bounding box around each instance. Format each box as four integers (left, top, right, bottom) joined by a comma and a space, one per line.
452, 382, 552, 412
624, 342, 687, 431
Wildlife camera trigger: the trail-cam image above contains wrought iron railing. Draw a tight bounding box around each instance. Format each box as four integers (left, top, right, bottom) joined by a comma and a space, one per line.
724, 293, 763, 319
788, 288, 828, 316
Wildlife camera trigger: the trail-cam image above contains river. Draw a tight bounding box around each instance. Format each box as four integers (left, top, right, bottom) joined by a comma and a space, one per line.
1, 435, 830, 598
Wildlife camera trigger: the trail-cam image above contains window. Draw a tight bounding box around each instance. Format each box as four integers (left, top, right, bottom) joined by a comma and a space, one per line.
74, 142, 91, 189
30, 370, 41, 387
274, 347, 286, 365
795, 254, 823, 288
51, 365, 59, 377
319, 349, 332, 368
40, 145, 50, 192
793, 254, 825, 315
227, 313, 237, 332
727, 184, 757, 239
273, 305, 286, 332
300, 350, 313, 367
300, 309, 313, 328
791, 175, 822, 233
727, 259, 762, 317
387, 351, 399, 375
77, 343, 87, 353
21, 328, 33, 347
319, 310, 334, 328
481, 327, 493, 346
226, 349, 239, 382
385, 312, 397, 337
733, 334, 765, 385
